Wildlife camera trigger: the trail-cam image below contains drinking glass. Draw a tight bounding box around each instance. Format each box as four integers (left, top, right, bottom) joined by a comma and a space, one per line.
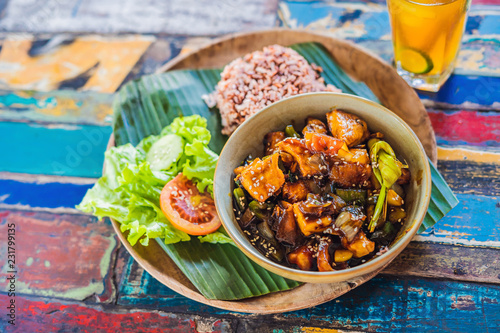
387, 0, 470, 92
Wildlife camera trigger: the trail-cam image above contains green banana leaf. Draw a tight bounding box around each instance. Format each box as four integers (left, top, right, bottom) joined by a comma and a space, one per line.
112, 41, 458, 300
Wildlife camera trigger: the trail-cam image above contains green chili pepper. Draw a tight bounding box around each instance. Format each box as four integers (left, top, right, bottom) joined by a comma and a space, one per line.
285, 125, 301, 138
233, 188, 247, 211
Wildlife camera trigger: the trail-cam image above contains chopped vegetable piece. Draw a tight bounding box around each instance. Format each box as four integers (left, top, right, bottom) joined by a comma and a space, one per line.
370, 222, 396, 245
282, 180, 309, 203
239, 208, 256, 228
238, 153, 285, 202
334, 249, 353, 262
388, 207, 407, 224
326, 109, 369, 147
248, 200, 268, 220
233, 188, 247, 211
317, 239, 334, 271
342, 230, 375, 258
146, 133, 184, 171
264, 131, 286, 155
334, 205, 366, 242
397, 168, 411, 185
257, 222, 275, 241
160, 174, 221, 236
329, 162, 372, 188
335, 188, 367, 204
304, 132, 344, 156
276, 138, 328, 178
302, 117, 328, 135
285, 125, 301, 138
288, 245, 314, 271
387, 189, 404, 206
271, 201, 301, 246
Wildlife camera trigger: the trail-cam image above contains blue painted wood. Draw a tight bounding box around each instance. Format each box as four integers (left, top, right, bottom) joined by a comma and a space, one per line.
0, 178, 92, 209
418, 74, 500, 108
280, 1, 500, 38
419, 193, 500, 247
0, 122, 111, 178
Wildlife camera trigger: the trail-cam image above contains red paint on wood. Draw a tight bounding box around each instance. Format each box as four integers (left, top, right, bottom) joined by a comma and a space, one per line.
0, 295, 201, 333
472, 0, 500, 4
0, 210, 118, 302
428, 110, 500, 145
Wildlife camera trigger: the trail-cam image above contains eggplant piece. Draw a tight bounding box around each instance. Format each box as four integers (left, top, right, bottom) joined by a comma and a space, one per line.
239, 208, 256, 228
302, 117, 328, 135
264, 131, 286, 155
288, 245, 314, 271
334, 205, 366, 242
317, 239, 335, 271
270, 201, 301, 246
238, 153, 285, 202
335, 188, 367, 205
370, 221, 396, 246
342, 230, 375, 258
326, 109, 369, 147
282, 180, 309, 203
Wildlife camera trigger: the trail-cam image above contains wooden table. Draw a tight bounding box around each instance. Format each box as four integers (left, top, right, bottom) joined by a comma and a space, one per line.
0, 0, 499, 332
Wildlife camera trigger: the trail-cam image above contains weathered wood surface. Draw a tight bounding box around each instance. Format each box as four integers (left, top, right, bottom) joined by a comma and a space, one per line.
0, 210, 119, 302
0, 0, 280, 35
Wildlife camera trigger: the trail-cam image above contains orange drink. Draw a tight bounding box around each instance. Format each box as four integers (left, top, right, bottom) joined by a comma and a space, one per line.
387, 0, 470, 91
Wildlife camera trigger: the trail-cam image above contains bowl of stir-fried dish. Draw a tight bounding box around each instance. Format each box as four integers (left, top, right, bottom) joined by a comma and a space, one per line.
214, 92, 431, 283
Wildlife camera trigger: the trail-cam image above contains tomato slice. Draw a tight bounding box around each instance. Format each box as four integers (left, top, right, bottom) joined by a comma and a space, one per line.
304, 132, 344, 156
160, 173, 221, 236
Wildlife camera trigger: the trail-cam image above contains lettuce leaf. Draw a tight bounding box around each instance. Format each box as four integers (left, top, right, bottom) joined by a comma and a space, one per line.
76, 115, 232, 247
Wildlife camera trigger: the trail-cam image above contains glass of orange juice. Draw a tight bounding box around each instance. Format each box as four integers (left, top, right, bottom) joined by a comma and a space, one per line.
387, 0, 470, 92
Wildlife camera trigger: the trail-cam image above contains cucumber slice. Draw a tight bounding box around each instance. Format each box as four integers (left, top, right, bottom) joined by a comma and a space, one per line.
146, 134, 184, 171
399, 48, 434, 75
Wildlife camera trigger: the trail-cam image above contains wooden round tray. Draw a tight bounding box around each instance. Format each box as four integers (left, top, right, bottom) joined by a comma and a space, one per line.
110, 28, 437, 314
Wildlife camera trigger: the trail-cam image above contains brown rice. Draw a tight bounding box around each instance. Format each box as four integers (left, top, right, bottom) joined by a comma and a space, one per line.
207, 44, 341, 135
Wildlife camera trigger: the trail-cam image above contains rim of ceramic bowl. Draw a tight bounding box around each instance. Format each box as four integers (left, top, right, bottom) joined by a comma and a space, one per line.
214, 92, 432, 282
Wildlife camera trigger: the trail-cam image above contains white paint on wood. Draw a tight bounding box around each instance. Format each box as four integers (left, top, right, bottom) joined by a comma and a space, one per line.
0, 0, 279, 35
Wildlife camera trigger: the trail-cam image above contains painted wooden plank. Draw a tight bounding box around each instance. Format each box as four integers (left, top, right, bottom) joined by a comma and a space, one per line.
416, 193, 500, 248
383, 242, 500, 284
0, 176, 93, 212
437, 160, 500, 196
279, 2, 500, 38
419, 74, 500, 109
0, 0, 279, 36
0, 35, 153, 93
0, 209, 118, 302
345, 38, 500, 82
279, 2, 500, 81
0, 121, 111, 178
116, 252, 500, 332
0, 90, 114, 125
429, 109, 500, 147
0, 295, 233, 333
438, 145, 500, 164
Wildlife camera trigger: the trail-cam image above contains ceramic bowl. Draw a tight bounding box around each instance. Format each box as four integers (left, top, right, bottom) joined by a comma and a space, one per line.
214, 92, 431, 283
